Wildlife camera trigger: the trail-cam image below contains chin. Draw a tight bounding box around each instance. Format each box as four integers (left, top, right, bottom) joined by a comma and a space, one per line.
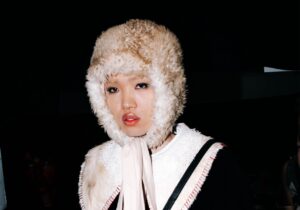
123, 128, 147, 138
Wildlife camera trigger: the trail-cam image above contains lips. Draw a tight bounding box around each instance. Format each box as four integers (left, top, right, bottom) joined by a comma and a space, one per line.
122, 113, 140, 126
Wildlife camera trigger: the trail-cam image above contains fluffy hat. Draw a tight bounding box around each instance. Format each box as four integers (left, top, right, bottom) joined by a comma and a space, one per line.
86, 19, 186, 149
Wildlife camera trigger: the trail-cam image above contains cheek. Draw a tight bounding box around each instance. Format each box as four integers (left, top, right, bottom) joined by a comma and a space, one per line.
138, 91, 155, 113
106, 96, 120, 116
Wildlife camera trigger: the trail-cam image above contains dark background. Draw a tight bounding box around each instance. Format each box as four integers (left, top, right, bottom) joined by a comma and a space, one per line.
1, 2, 299, 210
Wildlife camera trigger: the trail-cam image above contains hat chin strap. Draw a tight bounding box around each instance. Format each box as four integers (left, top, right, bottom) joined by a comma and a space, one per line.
117, 139, 157, 210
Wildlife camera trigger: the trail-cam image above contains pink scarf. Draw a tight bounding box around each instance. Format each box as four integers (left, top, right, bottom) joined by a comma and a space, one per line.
117, 139, 157, 210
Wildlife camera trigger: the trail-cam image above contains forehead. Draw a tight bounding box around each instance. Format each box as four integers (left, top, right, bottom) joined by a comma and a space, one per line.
105, 73, 149, 83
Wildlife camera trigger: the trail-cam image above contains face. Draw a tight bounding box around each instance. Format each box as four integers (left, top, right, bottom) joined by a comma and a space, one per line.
104, 73, 155, 137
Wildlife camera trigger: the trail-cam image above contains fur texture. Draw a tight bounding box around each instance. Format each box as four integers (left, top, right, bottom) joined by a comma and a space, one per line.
78, 123, 223, 210
78, 141, 121, 210
86, 19, 186, 148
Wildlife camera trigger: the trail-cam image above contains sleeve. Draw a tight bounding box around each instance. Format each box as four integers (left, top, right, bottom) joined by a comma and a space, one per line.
78, 161, 87, 210
78, 148, 101, 210
77, 142, 119, 210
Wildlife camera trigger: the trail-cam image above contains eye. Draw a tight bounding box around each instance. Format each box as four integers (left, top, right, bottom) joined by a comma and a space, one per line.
136, 83, 149, 89
106, 87, 118, 94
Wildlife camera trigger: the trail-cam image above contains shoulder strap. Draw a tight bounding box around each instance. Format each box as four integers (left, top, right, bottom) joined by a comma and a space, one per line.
163, 139, 217, 210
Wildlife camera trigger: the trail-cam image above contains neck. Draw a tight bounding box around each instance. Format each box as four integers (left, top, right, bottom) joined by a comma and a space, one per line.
150, 132, 175, 154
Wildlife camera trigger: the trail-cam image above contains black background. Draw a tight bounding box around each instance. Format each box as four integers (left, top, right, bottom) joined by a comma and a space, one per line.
1, 2, 299, 209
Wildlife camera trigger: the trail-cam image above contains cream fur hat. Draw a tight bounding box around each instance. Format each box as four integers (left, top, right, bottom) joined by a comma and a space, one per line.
86, 19, 186, 149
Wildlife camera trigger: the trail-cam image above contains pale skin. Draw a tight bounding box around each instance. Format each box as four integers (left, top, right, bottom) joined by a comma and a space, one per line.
104, 73, 174, 153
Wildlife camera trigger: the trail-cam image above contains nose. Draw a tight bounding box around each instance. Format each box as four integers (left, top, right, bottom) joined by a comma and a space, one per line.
122, 88, 137, 110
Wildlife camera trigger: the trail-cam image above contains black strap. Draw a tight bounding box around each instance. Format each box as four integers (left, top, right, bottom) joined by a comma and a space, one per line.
163, 139, 217, 210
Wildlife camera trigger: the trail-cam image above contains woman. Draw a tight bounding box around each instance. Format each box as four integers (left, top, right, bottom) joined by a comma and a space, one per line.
79, 19, 251, 210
